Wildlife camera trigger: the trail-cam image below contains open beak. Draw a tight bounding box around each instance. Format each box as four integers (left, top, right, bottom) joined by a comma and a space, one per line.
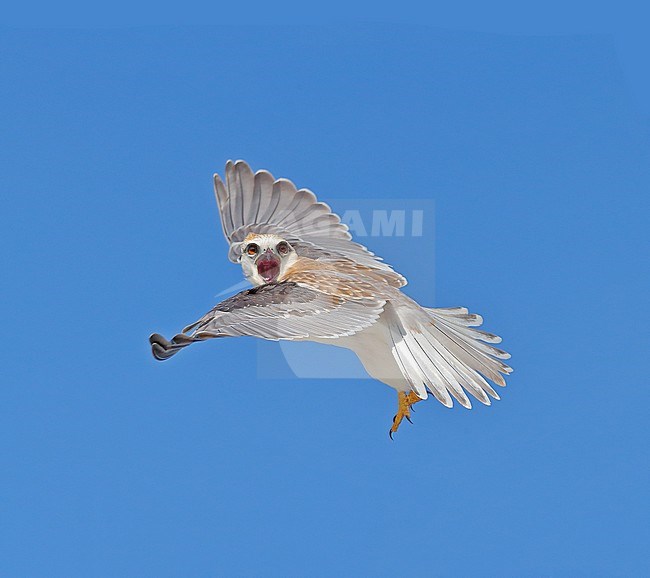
256, 250, 281, 283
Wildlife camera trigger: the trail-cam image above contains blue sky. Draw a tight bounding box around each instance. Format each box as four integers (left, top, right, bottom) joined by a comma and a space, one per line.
1, 17, 649, 578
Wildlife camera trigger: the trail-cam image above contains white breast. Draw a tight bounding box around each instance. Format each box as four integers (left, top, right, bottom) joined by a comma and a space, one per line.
310, 311, 410, 392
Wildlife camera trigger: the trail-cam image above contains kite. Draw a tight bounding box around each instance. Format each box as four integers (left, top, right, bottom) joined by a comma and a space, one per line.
150, 161, 512, 436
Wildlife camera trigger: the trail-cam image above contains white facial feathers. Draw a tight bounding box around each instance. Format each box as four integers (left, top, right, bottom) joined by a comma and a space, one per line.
239, 233, 298, 285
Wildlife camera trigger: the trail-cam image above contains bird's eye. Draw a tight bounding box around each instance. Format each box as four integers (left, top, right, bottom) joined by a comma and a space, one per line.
246, 243, 259, 256
276, 241, 290, 255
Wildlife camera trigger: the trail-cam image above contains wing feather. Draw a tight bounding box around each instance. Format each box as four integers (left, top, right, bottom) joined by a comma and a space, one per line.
150, 281, 385, 361
214, 160, 406, 286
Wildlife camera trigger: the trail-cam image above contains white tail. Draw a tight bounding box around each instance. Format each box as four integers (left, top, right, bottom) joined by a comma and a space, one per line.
386, 302, 512, 408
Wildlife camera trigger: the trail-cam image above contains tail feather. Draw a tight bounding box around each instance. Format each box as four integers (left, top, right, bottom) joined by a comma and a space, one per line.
387, 302, 512, 409
437, 321, 510, 359
429, 318, 512, 386
387, 304, 464, 406
403, 332, 453, 406
419, 328, 493, 406
411, 331, 473, 408
387, 318, 432, 401
427, 307, 504, 344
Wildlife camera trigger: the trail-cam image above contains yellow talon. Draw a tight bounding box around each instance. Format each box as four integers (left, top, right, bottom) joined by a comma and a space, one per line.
389, 391, 424, 438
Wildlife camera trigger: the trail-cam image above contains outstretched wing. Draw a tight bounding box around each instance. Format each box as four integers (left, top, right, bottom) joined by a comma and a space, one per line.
214, 160, 406, 286
149, 281, 385, 361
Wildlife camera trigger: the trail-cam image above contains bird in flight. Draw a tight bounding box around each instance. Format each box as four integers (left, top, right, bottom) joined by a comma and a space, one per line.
150, 160, 512, 437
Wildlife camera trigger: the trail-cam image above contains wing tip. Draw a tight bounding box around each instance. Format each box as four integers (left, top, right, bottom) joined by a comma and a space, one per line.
149, 332, 196, 361
149, 332, 173, 361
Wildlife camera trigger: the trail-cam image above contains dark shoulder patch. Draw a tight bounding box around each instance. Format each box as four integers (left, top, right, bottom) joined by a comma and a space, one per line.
213, 282, 310, 312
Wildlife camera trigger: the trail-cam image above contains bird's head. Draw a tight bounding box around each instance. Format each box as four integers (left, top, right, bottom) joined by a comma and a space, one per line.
239, 233, 298, 285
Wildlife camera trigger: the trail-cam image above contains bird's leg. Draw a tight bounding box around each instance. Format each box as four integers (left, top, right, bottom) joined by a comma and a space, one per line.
389, 391, 424, 438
